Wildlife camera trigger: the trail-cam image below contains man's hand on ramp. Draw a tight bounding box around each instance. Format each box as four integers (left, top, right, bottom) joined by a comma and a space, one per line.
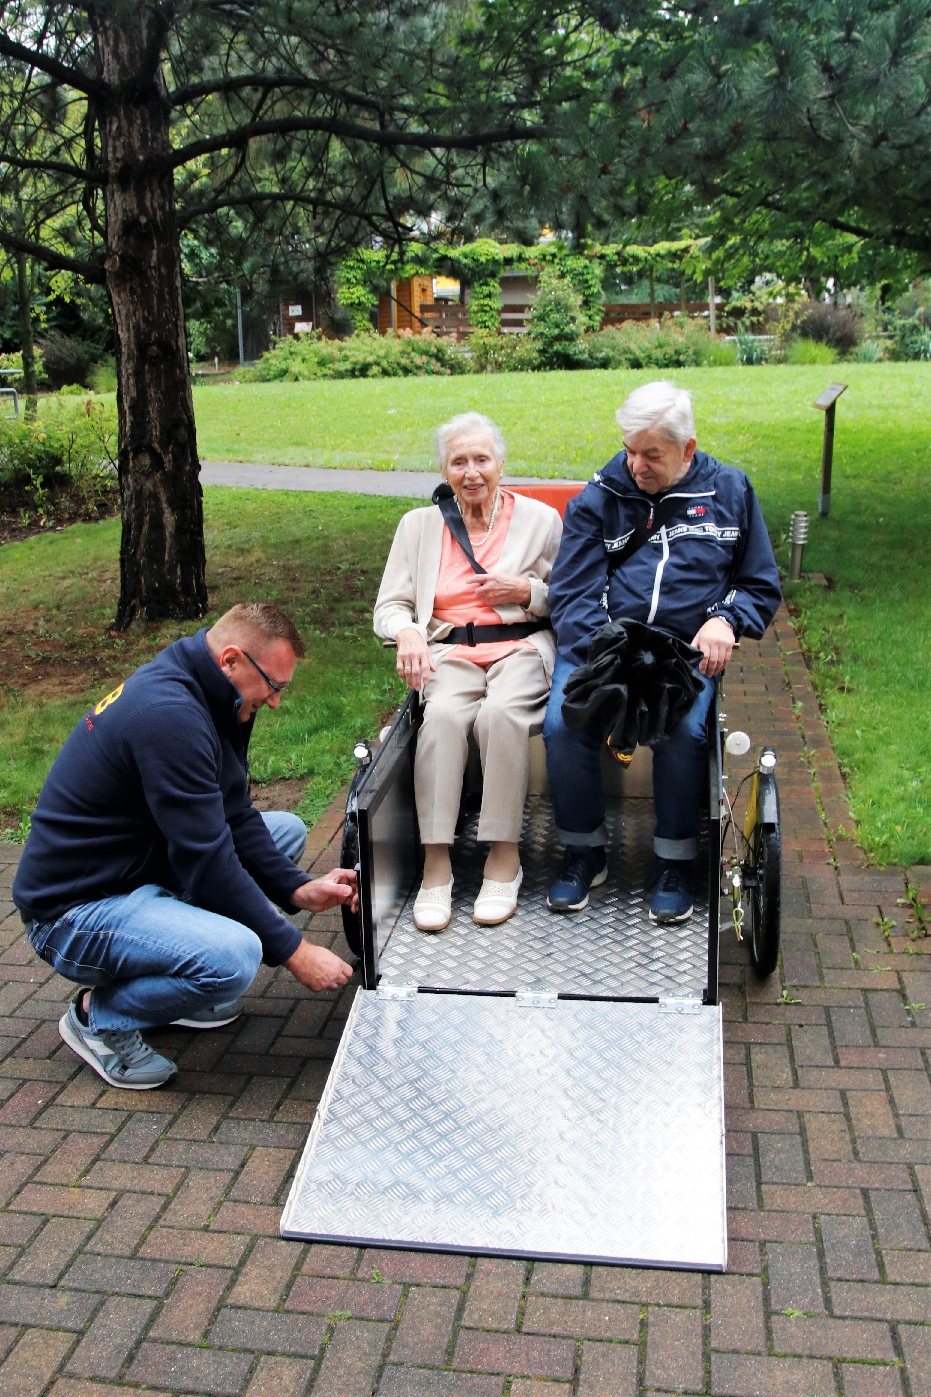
284, 939, 354, 992
292, 869, 359, 914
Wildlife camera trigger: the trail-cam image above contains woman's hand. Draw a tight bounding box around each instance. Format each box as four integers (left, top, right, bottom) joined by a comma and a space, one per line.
396, 626, 436, 690
468, 572, 532, 607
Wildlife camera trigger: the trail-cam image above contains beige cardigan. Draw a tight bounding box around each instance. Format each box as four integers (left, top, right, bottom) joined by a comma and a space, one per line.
373, 493, 563, 675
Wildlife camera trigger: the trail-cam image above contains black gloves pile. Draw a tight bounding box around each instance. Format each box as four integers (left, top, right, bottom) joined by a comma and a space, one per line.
561, 619, 704, 760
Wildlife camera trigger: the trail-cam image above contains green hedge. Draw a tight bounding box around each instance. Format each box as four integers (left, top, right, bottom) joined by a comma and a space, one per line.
0, 399, 117, 515
245, 330, 470, 380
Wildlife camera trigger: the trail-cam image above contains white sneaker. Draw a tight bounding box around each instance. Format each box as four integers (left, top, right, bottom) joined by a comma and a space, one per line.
59, 998, 177, 1090
473, 867, 523, 925
413, 877, 453, 932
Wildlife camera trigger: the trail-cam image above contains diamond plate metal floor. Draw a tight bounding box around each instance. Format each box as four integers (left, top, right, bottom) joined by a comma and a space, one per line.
280, 990, 727, 1269
377, 796, 709, 1000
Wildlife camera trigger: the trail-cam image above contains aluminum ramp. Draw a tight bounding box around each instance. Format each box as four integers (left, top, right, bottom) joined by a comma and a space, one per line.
281, 698, 727, 1270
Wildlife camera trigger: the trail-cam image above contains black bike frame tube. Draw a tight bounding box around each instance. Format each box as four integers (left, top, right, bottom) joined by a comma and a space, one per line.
704, 690, 722, 1006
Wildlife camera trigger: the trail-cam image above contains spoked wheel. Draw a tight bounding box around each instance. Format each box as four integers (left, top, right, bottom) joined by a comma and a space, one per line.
745, 819, 781, 980
339, 810, 363, 959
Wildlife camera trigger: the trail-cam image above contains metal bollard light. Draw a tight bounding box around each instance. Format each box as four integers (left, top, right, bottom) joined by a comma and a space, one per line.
789, 510, 809, 581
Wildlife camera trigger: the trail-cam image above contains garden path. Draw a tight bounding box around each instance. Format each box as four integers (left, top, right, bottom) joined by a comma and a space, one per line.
200, 462, 578, 495
0, 605, 928, 1396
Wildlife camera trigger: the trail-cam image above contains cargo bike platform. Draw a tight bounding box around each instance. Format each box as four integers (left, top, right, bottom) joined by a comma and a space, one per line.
278, 678, 774, 1271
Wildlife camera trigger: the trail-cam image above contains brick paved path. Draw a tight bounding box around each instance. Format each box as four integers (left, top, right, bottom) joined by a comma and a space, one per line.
0, 603, 928, 1397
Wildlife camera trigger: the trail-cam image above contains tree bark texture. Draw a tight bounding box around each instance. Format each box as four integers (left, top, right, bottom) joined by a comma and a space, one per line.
15, 251, 38, 410
93, 5, 207, 628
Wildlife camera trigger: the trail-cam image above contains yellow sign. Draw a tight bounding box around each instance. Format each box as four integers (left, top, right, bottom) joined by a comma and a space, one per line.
94, 683, 125, 716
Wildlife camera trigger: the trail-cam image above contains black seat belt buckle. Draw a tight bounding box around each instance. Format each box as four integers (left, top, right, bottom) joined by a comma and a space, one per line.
466, 622, 476, 647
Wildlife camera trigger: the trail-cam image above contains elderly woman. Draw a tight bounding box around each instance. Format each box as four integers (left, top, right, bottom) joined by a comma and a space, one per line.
374, 412, 562, 931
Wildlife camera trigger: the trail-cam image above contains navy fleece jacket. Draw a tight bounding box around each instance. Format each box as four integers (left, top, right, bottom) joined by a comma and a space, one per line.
549, 449, 782, 666
12, 629, 308, 964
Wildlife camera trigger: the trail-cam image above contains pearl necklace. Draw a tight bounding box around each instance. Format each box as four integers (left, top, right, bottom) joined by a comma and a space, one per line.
460, 487, 501, 546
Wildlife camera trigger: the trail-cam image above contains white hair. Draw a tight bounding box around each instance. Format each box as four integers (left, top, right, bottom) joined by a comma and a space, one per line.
434, 411, 506, 471
615, 380, 695, 447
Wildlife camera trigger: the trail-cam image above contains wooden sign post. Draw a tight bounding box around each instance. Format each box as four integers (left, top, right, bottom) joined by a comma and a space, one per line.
812, 382, 847, 517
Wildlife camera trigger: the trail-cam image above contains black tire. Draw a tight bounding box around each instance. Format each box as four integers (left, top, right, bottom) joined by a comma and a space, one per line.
747, 822, 781, 979
339, 813, 363, 959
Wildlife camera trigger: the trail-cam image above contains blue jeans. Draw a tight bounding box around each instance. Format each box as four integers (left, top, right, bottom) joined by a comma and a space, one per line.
543, 653, 716, 860
26, 811, 307, 1035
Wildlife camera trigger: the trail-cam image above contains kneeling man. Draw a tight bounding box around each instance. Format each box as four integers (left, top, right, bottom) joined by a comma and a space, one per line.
544, 381, 782, 922
13, 603, 355, 1089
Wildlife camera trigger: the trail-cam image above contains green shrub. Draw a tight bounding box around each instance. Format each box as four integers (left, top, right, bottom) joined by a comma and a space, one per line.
526, 267, 586, 369
736, 327, 770, 365
245, 329, 470, 380
890, 317, 931, 361
785, 338, 838, 365
0, 347, 47, 386
852, 339, 884, 363
795, 302, 862, 356
38, 332, 93, 390
0, 398, 117, 515
90, 357, 118, 393
580, 317, 723, 370
467, 330, 541, 373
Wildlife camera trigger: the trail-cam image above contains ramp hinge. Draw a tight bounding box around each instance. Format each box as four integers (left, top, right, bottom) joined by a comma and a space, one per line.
659, 997, 702, 1015
377, 983, 419, 999
515, 989, 559, 1007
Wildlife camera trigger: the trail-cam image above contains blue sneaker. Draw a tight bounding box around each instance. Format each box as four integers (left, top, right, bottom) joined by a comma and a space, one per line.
59, 997, 178, 1090
648, 860, 694, 924
547, 846, 608, 913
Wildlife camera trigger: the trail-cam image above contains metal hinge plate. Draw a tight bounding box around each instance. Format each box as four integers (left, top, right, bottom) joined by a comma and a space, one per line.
659, 997, 703, 1015
515, 989, 559, 1007
377, 983, 419, 1000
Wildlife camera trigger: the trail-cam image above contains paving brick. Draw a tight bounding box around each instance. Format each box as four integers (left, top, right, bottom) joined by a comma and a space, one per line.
228, 1237, 301, 1308
462, 1258, 524, 1330
160, 1169, 232, 1229
153, 1139, 247, 1170
523, 1296, 639, 1342
771, 1314, 895, 1359
589, 1266, 701, 1304
839, 1365, 904, 1397
35, 1133, 104, 1184
285, 1275, 402, 1321
139, 1226, 248, 1267
0, 1282, 100, 1329
0, 1327, 73, 1397
869, 1189, 929, 1249
379, 1371, 503, 1397
710, 1274, 766, 1353
820, 1215, 880, 1280
710, 1352, 836, 1396
10, 1215, 95, 1284
897, 1326, 931, 1397
81, 1160, 182, 1194
766, 1242, 826, 1313
127, 1341, 253, 1395
10, 1182, 115, 1217
577, 1340, 638, 1397
228, 1147, 295, 1203
209, 1307, 327, 1357
64, 1295, 156, 1378
311, 1319, 389, 1397
101, 1112, 174, 1161
210, 1201, 281, 1235
244, 1355, 315, 1397
848, 1091, 899, 1138
0, 1080, 60, 1125
149, 1267, 233, 1342
301, 1243, 358, 1277
166, 1095, 230, 1140
528, 1262, 585, 1296
361, 1248, 470, 1286
830, 1282, 931, 1323
388, 1285, 461, 1365
63, 1249, 178, 1297
758, 1133, 807, 1184
83, 1189, 162, 1255
453, 1331, 575, 1379
644, 1304, 703, 1392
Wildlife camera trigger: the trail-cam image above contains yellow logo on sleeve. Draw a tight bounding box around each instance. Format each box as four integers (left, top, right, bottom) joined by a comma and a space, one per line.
93, 683, 125, 716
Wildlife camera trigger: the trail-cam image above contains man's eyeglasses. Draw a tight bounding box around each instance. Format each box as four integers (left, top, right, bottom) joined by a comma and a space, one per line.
242, 650, 287, 696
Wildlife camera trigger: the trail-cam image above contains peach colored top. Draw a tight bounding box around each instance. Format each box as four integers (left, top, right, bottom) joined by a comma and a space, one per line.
432, 490, 535, 667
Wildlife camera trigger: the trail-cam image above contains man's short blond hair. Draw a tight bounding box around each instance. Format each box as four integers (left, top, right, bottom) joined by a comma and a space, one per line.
209, 603, 305, 658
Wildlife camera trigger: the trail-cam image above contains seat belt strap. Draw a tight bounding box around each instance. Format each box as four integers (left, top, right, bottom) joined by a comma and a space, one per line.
432, 483, 487, 575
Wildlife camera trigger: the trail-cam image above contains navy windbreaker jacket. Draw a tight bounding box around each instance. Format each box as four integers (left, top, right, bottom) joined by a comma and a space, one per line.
549, 449, 782, 667
12, 629, 308, 964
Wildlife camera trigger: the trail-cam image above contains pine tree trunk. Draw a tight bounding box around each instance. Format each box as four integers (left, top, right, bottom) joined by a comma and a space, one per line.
15, 251, 38, 413
93, 6, 207, 629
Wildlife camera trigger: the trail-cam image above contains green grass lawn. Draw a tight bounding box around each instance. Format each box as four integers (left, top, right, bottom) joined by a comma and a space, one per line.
9, 363, 931, 865
0, 490, 409, 831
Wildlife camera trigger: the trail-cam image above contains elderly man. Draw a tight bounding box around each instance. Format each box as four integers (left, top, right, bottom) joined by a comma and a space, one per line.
13, 603, 355, 1090
544, 380, 781, 922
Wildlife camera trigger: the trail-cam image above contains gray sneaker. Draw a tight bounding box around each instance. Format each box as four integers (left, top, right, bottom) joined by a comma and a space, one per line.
59, 998, 178, 1090
170, 998, 244, 1029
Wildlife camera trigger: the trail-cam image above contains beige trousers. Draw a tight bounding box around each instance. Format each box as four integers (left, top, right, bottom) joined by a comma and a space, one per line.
414, 648, 550, 846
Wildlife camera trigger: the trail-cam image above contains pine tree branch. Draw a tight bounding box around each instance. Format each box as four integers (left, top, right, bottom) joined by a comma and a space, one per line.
169, 72, 397, 117
0, 33, 106, 100
170, 113, 546, 167
0, 151, 98, 183
0, 227, 104, 281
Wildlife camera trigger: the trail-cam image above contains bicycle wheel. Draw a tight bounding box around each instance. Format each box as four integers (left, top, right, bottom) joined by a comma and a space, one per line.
339, 812, 363, 959
747, 820, 781, 980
